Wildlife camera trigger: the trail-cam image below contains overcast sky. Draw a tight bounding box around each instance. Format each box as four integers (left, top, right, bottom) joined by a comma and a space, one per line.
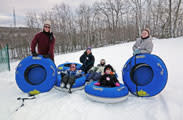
0, 0, 98, 27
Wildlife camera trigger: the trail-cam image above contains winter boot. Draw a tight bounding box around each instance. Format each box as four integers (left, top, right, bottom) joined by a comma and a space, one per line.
60, 82, 65, 88
66, 84, 71, 89
68, 88, 72, 93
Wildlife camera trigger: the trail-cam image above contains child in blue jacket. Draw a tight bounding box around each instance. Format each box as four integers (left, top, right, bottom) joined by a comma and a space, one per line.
60, 64, 83, 93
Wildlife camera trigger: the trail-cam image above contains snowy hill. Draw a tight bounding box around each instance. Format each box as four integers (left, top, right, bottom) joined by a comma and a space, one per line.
0, 37, 183, 120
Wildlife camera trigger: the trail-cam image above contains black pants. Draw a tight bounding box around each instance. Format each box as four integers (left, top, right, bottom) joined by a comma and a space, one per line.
61, 75, 76, 87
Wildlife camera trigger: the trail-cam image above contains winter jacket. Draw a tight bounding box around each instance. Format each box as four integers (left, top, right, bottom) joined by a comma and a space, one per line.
99, 74, 119, 87
80, 52, 95, 73
97, 64, 119, 87
90, 64, 105, 75
132, 37, 153, 54
61, 69, 82, 78
31, 31, 55, 61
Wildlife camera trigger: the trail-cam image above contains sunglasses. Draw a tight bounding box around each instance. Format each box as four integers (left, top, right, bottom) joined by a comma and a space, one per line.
71, 66, 76, 68
44, 26, 50, 28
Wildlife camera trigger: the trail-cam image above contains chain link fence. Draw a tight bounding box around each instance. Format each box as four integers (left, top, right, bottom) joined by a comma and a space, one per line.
0, 44, 10, 72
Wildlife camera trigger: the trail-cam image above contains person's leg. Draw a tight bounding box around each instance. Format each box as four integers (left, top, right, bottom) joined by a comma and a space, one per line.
61, 75, 69, 88
93, 72, 101, 81
67, 76, 76, 93
86, 72, 95, 82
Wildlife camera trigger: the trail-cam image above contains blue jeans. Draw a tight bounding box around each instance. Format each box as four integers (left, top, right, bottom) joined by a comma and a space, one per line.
86, 72, 101, 82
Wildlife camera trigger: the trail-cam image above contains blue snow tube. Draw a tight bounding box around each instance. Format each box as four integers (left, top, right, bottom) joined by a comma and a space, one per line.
57, 62, 82, 71
122, 54, 168, 97
55, 63, 86, 91
85, 81, 129, 103
16, 55, 57, 93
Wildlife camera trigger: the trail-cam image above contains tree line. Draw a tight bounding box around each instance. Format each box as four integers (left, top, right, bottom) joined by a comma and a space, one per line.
1, 0, 183, 60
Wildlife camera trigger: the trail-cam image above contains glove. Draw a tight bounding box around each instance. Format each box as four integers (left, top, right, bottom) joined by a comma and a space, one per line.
43, 54, 50, 58
94, 82, 100, 86
115, 82, 120, 87
32, 52, 38, 57
49, 32, 54, 41
133, 49, 141, 55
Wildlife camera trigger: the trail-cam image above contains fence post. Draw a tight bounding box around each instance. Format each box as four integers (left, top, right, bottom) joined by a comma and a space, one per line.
7, 44, 11, 71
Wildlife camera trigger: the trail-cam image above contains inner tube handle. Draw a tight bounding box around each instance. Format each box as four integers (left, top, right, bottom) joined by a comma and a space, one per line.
32, 56, 42, 60
50, 65, 56, 76
157, 63, 164, 75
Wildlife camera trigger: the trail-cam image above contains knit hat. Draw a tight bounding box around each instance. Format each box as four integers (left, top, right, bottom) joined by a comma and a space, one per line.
44, 20, 51, 26
86, 47, 92, 51
104, 64, 114, 73
70, 63, 76, 68
100, 59, 105, 63
144, 28, 150, 35
100, 59, 106, 65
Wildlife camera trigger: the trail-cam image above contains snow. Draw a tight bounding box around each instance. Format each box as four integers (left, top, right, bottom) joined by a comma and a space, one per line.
0, 37, 183, 120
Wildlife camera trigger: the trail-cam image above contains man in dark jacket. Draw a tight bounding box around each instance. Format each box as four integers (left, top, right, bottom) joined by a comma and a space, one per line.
31, 20, 55, 61
80, 47, 95, 73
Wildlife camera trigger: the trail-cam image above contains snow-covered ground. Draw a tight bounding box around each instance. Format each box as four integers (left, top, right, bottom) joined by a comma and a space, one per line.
0, 37, 183, 120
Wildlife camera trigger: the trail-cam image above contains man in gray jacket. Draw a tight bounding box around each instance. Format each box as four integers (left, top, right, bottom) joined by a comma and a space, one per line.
133, 28, 153, 55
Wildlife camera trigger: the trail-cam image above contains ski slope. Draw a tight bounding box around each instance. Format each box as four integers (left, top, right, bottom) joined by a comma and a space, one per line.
0, 37, 183, 120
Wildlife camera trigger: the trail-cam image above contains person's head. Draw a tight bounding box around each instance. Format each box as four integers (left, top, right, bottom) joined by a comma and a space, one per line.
100, 59, 106, 66
43, 20, 51, 32
104, 64, 114, 75
141, 28, 150, 39
86, 47, 92, 55
70, 64, 76, 71
105, 68, 112, 74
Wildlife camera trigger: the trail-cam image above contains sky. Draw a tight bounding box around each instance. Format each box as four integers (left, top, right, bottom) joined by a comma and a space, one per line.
0, 0, 98, 27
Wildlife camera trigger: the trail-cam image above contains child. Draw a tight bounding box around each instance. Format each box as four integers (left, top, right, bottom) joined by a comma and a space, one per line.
60, 64, 82, 93
94, 64, 120, 87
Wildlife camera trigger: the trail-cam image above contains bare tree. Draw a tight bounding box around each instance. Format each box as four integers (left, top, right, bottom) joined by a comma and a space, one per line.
173, 0, 182, 37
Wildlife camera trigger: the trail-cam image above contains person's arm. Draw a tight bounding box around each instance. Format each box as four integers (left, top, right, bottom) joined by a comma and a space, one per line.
80, 53, 86, 64
86, 55, 95, 68
132, 38, 140, 52
75, 70, 83, 78
111, 75, 120, 86
88, 66, 97, 73
113, 75, 119, 83
48, 36, 55, 61
31, 33, 40, 54
61, 70, 67, 74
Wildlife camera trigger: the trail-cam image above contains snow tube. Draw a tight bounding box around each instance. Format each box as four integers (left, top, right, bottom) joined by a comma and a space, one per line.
55, 62, 86, 91
57, 62, 82, 72
85, 81, 129, 103
122, 54, 168, 97
16, 55, 57, 93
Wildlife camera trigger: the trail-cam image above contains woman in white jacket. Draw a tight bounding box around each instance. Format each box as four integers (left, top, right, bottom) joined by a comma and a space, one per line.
133, 28, 153, 55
